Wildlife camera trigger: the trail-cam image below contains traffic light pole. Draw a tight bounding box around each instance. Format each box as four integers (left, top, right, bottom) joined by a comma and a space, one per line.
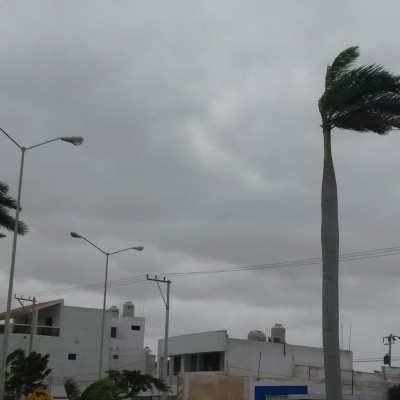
383, 334, 400, 367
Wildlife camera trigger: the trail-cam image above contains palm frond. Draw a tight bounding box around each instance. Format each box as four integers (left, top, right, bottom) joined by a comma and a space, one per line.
320, 46, 400, 134
0, 206, 28, 235
0, 182, 10, 195
0, 193, 19, 211
0, 180, 28, 237
322, 65, 400, 115
325, 46, 359, 88
333, 110, 400, 134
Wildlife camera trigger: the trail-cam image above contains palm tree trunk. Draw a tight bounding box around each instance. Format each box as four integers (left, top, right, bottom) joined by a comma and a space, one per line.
321, 129, 343, 400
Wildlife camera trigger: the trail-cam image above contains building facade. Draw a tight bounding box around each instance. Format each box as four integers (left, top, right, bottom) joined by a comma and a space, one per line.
0, 299, 155, 398
158, 327, 400, 400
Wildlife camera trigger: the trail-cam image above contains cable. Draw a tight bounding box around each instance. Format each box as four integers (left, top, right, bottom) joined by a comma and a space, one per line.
8, 244, 400, 300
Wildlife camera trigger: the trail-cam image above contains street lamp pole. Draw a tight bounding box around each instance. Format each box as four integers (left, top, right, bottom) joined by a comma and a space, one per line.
0, 128, 83, 400
70, 232, 143, 379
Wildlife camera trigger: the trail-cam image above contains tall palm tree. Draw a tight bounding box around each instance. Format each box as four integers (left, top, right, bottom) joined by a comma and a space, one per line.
318, 46, 400, 400
0, 181, 28, 238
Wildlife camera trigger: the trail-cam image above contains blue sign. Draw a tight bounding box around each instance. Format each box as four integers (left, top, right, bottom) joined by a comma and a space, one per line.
254, 385, 308, 400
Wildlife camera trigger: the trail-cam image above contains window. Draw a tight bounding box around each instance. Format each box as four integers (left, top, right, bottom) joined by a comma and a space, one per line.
45, 317, 53, 326
68, 353, 77, 360
111, 327, 117, 338
203, 352, 221, 371
113, 355, 119, 360
173, 356, 181, 375
131, 325, 140, 331
190, 354, 197, 372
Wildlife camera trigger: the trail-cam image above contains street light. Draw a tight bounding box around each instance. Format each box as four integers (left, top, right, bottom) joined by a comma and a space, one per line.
70, 232, 143, 379
0, 128, 84, 400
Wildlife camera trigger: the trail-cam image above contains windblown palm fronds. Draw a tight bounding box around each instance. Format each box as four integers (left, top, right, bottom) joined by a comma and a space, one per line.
319, 46, 400, 400
0, 181, 28, 238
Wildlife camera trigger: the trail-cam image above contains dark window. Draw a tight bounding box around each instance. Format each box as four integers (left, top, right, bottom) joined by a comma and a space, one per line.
68, 353, 77, 361
111, 327, 117, 338
45, 317, 53, 326
190, 354, 197, 372
131, 325, 140, 331
173, 356, 181, 375
203, 352, 221, 371
113, 355, 119, 360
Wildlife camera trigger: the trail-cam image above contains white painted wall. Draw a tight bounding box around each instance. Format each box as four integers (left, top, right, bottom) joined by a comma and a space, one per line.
108, 314, 149, 372
0, 301, 150, 396
158, 330, 228, 356
226, 338, 352, 379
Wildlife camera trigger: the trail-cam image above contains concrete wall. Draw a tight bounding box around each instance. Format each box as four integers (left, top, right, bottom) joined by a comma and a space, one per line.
177, 373, 251, 400
158, 330, 228, 380
56, 305, 108, 385
226, 338, 352, 380
1, 302, 150, 395
159, 330, 228, 356
111, 315, 145, 349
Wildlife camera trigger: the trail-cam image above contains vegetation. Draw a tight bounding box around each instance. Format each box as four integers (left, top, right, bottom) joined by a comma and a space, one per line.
388, 383, 400, 400
108, 369, 171, 399
65, 370, 170, 400
0, 181, 28, 238
318, 46, 400, 400
79, 379, 119, 400
5, 349, 51, 400
64, 378, 81, 400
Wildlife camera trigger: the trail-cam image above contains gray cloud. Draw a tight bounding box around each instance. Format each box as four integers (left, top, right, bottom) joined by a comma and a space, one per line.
1, 0, 400, 372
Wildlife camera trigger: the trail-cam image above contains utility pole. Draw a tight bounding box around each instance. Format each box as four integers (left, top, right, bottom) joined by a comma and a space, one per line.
383, 334, 400, 367
14, 295, 36, 353
147, 275, 171, 400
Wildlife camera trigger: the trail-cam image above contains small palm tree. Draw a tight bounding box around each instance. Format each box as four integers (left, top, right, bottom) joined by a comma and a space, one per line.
0, 181, 28, 238
319, 46, 400, 400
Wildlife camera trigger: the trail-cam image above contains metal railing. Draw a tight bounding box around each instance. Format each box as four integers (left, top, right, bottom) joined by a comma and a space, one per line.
0, 324, 59, 337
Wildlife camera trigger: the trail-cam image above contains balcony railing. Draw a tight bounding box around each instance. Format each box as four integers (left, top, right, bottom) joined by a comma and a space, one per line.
36, 326, 60, 336
0, 324, 60, 337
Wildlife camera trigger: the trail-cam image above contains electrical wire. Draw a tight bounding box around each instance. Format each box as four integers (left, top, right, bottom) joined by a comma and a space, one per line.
4, 244, 400, 301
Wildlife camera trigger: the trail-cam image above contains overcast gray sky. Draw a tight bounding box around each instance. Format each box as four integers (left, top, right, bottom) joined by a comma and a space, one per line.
1, 0, 400, 373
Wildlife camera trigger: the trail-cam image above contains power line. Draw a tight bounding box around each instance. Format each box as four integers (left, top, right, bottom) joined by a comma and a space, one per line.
5, 244, 400, 301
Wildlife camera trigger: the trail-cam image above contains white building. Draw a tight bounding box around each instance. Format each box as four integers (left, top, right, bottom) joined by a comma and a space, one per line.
157, 325, 400, 400
0, 299, 155, 398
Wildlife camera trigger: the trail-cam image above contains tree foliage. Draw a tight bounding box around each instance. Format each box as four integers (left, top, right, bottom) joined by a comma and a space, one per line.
5, 349, 51, 400
388, 383, 400, 400
64, 378, 81, 400
79, 379, 119, 400
319, 46, 400, 135
0, 181, 28, 238
107, 369, 171, 399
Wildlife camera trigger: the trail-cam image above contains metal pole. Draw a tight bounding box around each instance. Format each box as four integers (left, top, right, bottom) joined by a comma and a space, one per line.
146, 276, 171, 400
383, 334, 400, 368
0, 132, 83, 400
0, 147, 25, 400
29, 297, 36, 354
99, 253, 109, 379
70, 233, 143, 380
163, 280, 170, 391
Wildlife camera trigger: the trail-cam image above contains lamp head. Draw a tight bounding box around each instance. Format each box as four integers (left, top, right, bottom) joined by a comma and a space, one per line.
70, 232, 83, 239
61, 136, 84, 146
133, 246, 144, 251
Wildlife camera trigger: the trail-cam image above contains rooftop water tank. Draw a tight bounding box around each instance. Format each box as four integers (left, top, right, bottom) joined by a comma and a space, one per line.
270, 323, 286, 343
122, 301, 135, 317
247, 330, 267, 341
109, 306, 119, 319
